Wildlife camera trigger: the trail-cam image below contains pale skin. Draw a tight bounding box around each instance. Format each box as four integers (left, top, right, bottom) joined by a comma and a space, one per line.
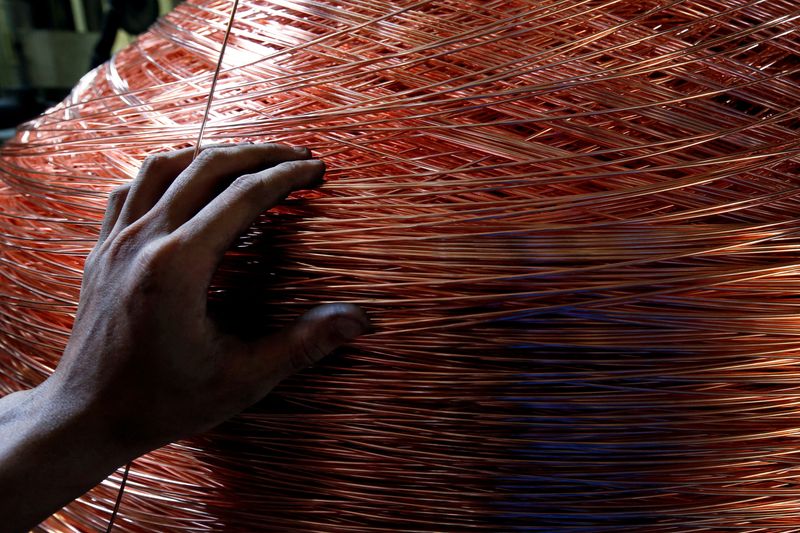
0, 143, 369, 532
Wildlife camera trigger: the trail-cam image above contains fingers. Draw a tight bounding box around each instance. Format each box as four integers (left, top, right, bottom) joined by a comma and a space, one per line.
249, 303, 370, 387
115, 147, 198, 228
96, 183, 130, 247
155, 143, 313, 230
110, 143, 243, 234
176, 158, 325, 277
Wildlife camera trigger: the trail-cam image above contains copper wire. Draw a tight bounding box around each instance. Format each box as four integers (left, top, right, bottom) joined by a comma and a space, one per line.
1, 0, 800, 530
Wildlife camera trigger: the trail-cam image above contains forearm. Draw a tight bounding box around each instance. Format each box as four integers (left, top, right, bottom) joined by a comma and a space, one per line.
0, 379, 130, 532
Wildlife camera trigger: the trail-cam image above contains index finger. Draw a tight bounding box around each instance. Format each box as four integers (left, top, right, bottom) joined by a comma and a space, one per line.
174, 158, 326, 280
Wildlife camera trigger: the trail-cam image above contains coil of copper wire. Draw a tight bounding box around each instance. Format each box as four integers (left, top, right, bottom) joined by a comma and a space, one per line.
1, 0, 800, 530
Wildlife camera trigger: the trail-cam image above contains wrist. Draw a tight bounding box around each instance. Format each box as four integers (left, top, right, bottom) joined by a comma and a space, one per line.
26, 376, 139, 468
0, 380, 132, 530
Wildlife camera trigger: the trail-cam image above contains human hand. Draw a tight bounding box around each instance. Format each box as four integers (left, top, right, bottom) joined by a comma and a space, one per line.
49, 143, 369, 458
0, 143, 369, 531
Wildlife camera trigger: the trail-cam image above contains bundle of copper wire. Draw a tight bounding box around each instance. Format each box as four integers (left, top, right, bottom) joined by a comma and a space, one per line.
1, 0, 799, 530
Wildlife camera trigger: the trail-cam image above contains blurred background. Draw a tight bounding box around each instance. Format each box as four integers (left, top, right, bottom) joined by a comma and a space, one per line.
0, 0, 180, 142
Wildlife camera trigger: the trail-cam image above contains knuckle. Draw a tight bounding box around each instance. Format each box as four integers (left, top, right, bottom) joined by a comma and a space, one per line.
193, 148, 217, 166
127, 236, 182, 292
105, 224, 141, 260
290, 336, 326, 371
139, 153, 171, 175
137, 235, 180, 269
196, 145, 233, 166
108, 183, 130, 202
105, 218, 170, 261
229, 173, 260, 195
134, 246, 160, 274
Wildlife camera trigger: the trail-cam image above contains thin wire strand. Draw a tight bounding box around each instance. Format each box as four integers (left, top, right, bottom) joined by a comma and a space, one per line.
105, 461, 131, 533
105, 1, 241, 530
193, 0, 241, 159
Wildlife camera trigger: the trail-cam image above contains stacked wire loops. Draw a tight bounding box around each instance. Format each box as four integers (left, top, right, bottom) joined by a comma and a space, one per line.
1, 0, 800, 530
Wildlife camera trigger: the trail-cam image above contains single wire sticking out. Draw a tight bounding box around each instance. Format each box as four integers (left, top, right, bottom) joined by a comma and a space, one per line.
193, 0, 241, 160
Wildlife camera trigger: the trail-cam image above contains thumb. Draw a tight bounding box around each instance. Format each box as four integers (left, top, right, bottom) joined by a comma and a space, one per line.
271, 303, 370, 379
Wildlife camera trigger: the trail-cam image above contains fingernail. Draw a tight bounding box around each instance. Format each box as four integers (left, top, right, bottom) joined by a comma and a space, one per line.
294, 146, 311, 156
334, 317, 367, 340
308, 159, 326, 183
